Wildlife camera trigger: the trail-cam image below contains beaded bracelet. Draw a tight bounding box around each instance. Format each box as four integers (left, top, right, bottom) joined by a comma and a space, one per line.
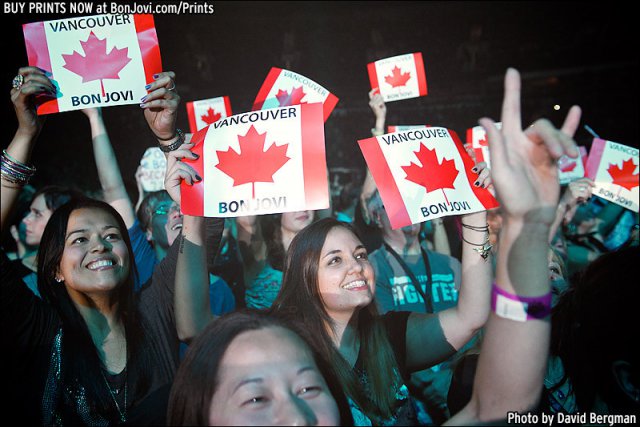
1, 150, 36, 185
491, 283, 552, 322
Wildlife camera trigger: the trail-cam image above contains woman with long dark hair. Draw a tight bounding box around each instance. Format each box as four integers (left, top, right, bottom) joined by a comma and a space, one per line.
2, 66, 218, 424
269, 69, 583, 425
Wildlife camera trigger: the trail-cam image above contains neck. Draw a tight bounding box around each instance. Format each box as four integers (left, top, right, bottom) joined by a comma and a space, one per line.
383, 230, 420, 256
21, 252, 38, 272
327, 311, 360, 367
281, 228, 297, 252
77, 301, 127, 374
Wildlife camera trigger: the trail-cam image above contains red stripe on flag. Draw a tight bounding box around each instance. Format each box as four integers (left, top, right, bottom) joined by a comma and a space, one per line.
301, 103, 329, 210
180, 127, 208, 216
367, 62, 379, 90
133, 14, 162, 85
186, 101, 197, 134
413, 52, 428, 96
23, 22, 59, 115
585, 138, 606, 179
448, 130, 499, 209
323, 93, 339, 122
466, 127, 473, 145
252, 67, 282, 111
358, 137, 412, 229
223, 96, 233, 116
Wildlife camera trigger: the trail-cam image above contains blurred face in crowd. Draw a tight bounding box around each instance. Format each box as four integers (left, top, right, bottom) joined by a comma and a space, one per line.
148, 200, 183, 249
23, 194, 53, 246
56, 208, 130, 300
281, 211, 314, 235
548, 248, 568, 306
317, 226, 375, 317
208, 325, 340, 426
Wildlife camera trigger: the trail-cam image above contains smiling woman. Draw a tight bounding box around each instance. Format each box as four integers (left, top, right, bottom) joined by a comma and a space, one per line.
1, 66, 222, 424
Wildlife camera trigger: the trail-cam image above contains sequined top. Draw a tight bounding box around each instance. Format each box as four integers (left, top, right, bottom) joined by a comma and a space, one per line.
1, 232, 188, 425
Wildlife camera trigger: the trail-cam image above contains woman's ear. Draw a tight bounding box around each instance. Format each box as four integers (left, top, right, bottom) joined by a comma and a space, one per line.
611, 360, 640, 404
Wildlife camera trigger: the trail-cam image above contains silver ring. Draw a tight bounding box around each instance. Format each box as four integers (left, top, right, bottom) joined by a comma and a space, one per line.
12, 74, 24, 91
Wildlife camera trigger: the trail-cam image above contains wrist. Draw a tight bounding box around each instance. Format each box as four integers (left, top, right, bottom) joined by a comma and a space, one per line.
500, 219, 550, 245
158, 129, 185, 153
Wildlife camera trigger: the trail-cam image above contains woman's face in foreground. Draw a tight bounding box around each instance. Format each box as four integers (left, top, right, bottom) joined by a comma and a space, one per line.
208, 325, 340, 426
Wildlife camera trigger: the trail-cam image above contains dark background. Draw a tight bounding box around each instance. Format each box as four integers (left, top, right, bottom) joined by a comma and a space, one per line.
2, 1, 638, 199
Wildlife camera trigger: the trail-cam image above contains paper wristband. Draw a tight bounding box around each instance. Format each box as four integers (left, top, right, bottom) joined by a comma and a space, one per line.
491, 283, 552, 322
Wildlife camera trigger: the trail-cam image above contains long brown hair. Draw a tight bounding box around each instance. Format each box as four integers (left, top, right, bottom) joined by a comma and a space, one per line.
37, 197, 150, 421
270, 217, 402, 422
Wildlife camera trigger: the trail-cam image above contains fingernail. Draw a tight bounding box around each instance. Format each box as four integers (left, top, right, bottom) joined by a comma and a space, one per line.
195, 174, 202, 181
140, 96, 147, 102
480, 183, 485, 188
473, 181, 480, 187
193, 153, 200, 159
139, 103, 146, 108
471, 167, 478, 173
144, 84, 151, 90
153, 74, 159, 79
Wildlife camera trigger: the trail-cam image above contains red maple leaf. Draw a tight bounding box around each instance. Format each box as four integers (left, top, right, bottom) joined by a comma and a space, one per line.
201, 107, 222, 124
559, 160, 577, 173
607, 158, 639, 191
477, 135, 488, 147
62, 31, 131, 97
215, 125, 290, 198
384, 65, 411, 88
275, 86, 307, 106
401, 144, 459, 204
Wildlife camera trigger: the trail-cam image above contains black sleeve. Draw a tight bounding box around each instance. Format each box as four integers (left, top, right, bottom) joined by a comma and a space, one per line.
380, 311, 411, 379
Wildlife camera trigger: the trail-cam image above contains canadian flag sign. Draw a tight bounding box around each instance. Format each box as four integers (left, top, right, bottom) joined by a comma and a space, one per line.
186, 96, 232, 133
557, 146, 588, 185
367, 53, 427, 103
465, 122, 502, 168
358, 128, 499, 229
585, 138, 639, 212
180, 103, 329, 217
252, 67, 338, 122
388, 125, 429, 133
138, 147, 166, 192
23, 14, 161, 114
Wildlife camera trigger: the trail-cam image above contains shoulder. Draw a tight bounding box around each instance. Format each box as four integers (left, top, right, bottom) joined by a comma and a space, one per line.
379, 310, 411, 331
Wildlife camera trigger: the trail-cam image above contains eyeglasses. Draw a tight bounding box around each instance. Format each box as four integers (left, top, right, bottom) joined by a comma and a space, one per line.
152, 203, 180, 217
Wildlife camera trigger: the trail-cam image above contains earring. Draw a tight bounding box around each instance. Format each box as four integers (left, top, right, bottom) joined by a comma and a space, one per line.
55, 277, 62, 283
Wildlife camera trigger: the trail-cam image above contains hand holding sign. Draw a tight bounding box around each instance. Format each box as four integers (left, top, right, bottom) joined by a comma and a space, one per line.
480, 68, 582, 226
10, 66, 56, 136
141, 71, 180, 141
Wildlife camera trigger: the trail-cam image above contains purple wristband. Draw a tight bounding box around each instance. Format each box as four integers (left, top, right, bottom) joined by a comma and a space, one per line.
491, 283, 552, 322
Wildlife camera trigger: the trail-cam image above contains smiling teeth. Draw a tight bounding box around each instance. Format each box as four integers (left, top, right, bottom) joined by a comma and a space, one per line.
87, 260, 114, 270
343, 280, 367, 290
171, 223, 183, 231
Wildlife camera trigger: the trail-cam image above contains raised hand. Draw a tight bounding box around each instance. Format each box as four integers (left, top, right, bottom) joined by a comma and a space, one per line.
163, 143, 200, 206
368, 88, 387, 122
141, 71, 180, 141
480, 68, 581, 225
10, 66, 56, 138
